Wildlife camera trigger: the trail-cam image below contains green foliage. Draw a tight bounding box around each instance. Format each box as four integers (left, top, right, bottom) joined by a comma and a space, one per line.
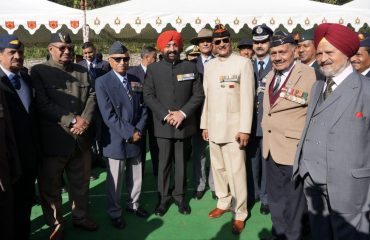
311, 0, 352, 5
49, 0, 128, 9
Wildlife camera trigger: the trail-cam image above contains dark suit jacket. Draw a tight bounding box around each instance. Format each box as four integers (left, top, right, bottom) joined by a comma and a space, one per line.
78, 59, 111, 85
293, 71, 370, 213
311, 60, 325, 80
192, 55, 215, 78
0, 69, 38, 181
143, 59, 204, 139
365, 70, 370, 78
127, 65, 146, 83
0, 86, 20, 190
96, 70, 148, 159
252, 59, 272, 137
31, 59, 96, 156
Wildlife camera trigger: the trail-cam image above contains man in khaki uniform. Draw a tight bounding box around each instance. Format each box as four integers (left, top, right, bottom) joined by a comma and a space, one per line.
31, 32, 98, 240
200, 24, 255, 235
261, 31, 315, 240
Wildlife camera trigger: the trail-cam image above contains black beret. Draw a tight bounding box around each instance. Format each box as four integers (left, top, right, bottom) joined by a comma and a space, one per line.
252, 24, 273, 42
109, 41, 128, 55
50, 32, 72, 44
360, 37, 370, 48
0, 34, 23, 50
271, 31, 295, 48
212, 24, 230, 38
299, 28, 314, 42
237, 39, 253, 49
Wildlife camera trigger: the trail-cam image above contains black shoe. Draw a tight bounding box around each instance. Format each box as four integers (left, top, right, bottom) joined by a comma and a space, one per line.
154, 202, 171, 217
111, 217, 126, 229
126, 207, 149, 218
174, 200, 191, 215
211, 191, 218, 200
260, 204, 270, 215
192, 190, 205, 200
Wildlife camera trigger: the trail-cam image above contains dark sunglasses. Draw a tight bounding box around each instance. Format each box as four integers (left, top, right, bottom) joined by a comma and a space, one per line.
51, 44, 74, 52
213, 38, 230, 45
111, 57, 130, 63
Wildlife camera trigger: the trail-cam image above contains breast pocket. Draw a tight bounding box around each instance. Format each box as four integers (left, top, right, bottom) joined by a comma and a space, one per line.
226, 82, 240, 113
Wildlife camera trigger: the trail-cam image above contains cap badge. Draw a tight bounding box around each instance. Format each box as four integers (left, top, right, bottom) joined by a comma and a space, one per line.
256, 26, 263, 34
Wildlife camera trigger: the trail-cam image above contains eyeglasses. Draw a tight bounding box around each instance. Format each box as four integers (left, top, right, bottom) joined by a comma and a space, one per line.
213, 38, 230, 45
111, 57, 130, 63
51, 44, 74, 52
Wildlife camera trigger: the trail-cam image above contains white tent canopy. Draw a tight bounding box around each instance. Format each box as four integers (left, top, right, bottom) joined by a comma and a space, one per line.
344, 0, 370, 9
87, 0, 370, 34
0, 0, 84, 34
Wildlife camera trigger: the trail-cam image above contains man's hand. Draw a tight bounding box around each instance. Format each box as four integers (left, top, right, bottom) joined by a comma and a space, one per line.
132, 131, 141, 143
168, 110, 185, 128
235, 132, 250, 149
202, 129, 209, 141
70, 115, 89, 135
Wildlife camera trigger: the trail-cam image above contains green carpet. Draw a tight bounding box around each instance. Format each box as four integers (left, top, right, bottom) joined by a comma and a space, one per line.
31, 155, 273, 240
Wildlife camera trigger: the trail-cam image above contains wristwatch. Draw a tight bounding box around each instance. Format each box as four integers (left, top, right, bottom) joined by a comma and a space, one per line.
69, 117, 77, 128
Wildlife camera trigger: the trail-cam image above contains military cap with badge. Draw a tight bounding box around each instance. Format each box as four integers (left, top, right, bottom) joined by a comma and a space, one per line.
271, 30, 309, 105
252, 24, 273, 42
0, 34, 24, 50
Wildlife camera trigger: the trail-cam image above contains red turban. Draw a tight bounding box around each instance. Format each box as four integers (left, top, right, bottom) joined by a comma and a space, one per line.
156, 30, 183, 52
314, 23, 359, 58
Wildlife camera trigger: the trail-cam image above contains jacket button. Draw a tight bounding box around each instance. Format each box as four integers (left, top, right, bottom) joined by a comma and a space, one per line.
268, 130, 271, 133
268, 113, 271, 116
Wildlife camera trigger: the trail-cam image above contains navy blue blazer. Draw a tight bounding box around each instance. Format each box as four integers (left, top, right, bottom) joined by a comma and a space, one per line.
252, 59, 272, 137
95, 70, 148, 160
78, 59, 111, 86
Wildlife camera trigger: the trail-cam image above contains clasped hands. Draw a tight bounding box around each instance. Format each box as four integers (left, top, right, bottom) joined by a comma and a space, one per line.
166, 110, 185, 129
70, 115, 89, 135
202, 130, 250, 149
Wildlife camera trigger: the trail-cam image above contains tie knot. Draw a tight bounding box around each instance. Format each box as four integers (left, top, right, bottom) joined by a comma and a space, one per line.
258, 61, 264, 67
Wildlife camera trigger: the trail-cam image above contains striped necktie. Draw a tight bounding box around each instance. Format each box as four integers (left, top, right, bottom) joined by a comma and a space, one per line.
272, 72, 282, 95
323, 77, 335, 100
122, 77, 132, 101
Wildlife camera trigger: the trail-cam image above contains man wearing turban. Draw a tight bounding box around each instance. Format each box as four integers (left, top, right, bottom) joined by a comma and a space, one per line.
143, 30, 204, 216
293, 23, 370, 240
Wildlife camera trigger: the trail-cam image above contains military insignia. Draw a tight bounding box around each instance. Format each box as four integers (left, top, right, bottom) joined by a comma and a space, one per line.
221, 85, 225, 88
5, 21, 15, 29
256, 26, 263, 34
280, 87, 308, 105
177, 73, 195, 81
27, 21, 36, 29
261, 77, 267, 83
219, 75, 239, 83
9, 40, 19, 45
130, 82, 143, 92
70, 20, 79, 29
49, 21, 58, 29
229, 85, 235, 88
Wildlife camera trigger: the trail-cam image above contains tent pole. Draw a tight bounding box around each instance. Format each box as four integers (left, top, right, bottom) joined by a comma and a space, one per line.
81, 0, 89, 43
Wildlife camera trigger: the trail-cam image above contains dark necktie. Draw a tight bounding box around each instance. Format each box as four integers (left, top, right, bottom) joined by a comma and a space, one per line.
10, 74, 21, 90
273, 72, 282, 94
258, 61, 264, 78
324, 77, 335, 100
122, 77, 132, 101
89, 62, 96, 80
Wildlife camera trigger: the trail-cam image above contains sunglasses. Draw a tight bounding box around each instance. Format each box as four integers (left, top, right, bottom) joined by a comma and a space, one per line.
213, 38, 230, 45
111, 57, 130, 63
51, 44, 74, 52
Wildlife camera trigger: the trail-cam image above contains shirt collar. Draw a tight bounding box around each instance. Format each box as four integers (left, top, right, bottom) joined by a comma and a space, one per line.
113, 70, 127, 83
332, 64, 353, 86
361, 67, 370, 76
308, 60, 316, 67
201, 54, 213, 65
279, 61, 296, 77
140, 64, 147, 73
0, 64, 19, 80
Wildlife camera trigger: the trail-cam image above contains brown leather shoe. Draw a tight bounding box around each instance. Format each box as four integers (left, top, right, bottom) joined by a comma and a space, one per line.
73, 218, 99, 231
49, 224, 64, 240
232, 220, 245, 235
208, 208, 229, 219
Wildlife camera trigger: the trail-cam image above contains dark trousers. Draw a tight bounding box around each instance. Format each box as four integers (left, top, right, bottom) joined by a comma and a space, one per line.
303, 175, 370, 240
0, 186, 14, 240
266, 155, 306, 240
156, 137, 191, 204
247, 136, 268, 205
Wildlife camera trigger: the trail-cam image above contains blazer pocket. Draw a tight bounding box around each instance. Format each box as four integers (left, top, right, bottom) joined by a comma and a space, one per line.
351, 168, 370, 178
284, 129, 302, 140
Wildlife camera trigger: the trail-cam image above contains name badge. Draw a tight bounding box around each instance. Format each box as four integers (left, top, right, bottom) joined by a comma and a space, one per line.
130, 82, 143, 92
0, 104, 3, 118
219, 75, 239, 83
177, 73, 195, 81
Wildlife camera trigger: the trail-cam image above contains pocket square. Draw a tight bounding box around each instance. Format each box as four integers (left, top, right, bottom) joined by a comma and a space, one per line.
355, 112, 364, 118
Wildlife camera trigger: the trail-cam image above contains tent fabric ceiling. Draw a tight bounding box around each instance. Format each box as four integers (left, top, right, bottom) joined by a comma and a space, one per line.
0, 0, 369, 36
